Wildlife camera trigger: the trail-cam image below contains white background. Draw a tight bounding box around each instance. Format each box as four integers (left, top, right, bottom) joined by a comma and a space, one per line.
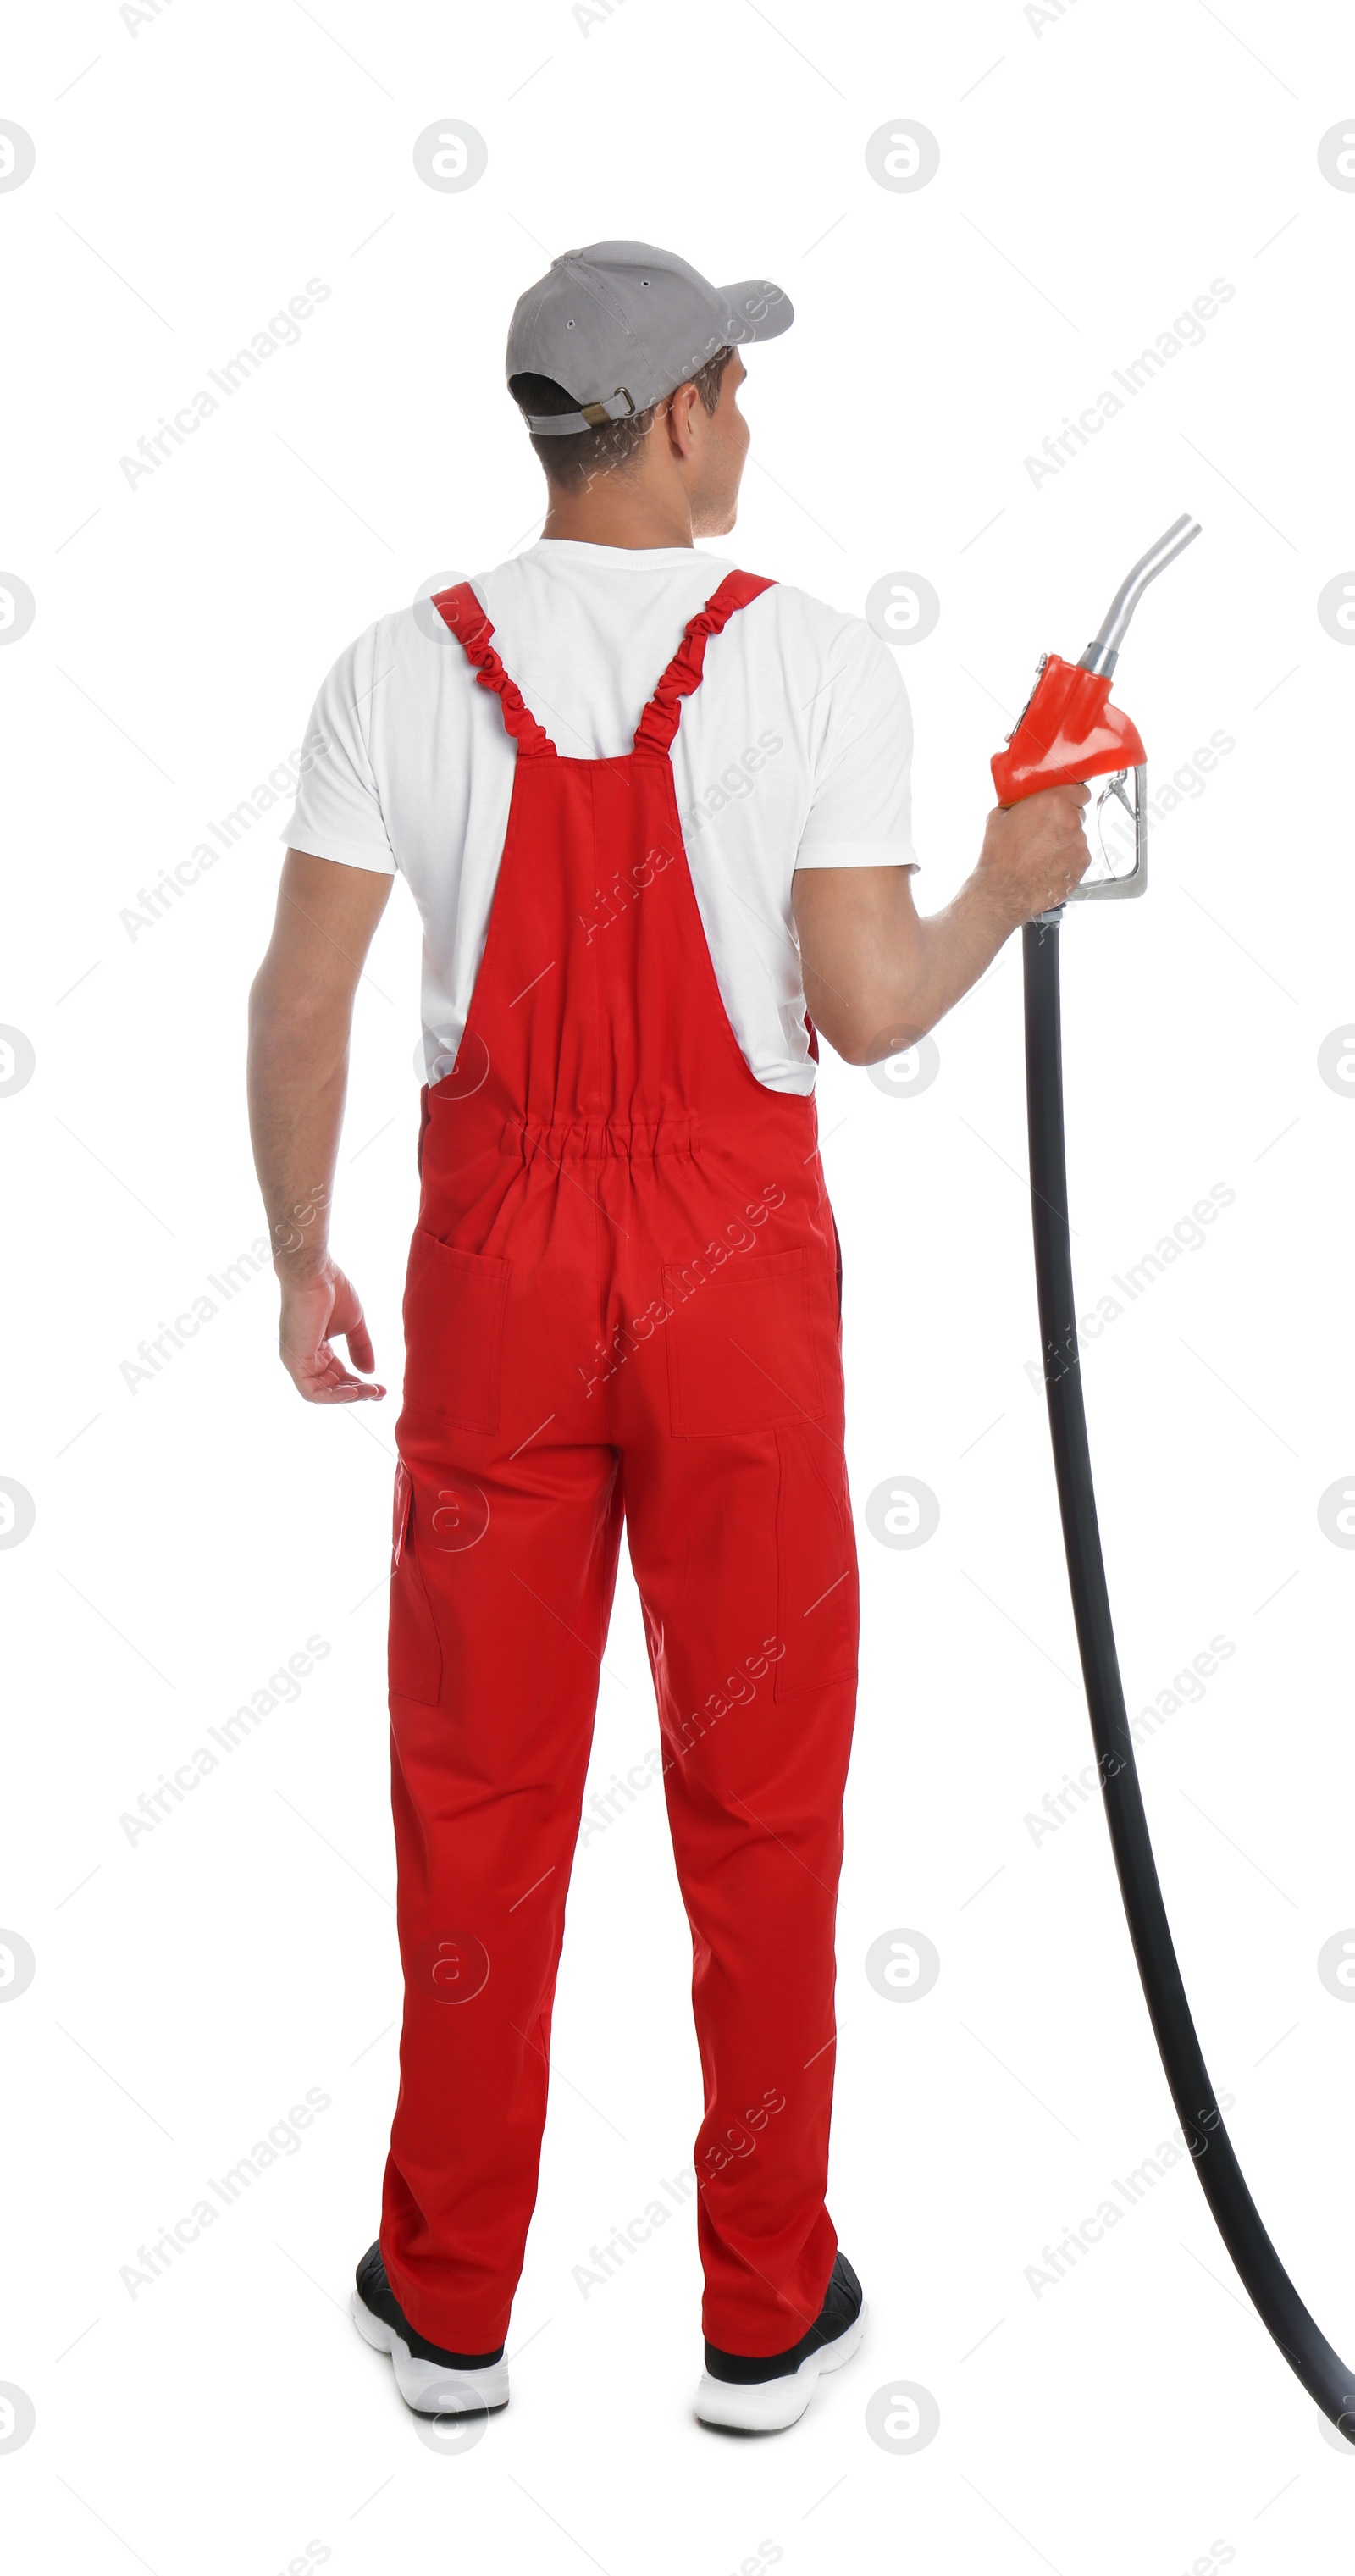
4, 2, 1355, 2568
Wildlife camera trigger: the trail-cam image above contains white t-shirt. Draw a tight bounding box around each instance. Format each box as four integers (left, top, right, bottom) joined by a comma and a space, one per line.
281, 539, 918, 1097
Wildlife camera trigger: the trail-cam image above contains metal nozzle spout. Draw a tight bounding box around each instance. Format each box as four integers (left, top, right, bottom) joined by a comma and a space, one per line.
1078, 514, 1202, 676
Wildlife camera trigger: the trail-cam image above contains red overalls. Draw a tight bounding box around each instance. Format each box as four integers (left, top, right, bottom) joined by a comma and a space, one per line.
382, 570, 860, 2359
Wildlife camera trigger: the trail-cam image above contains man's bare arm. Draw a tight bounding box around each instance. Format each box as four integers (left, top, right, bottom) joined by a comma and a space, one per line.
248, 847, 393, 1402
793, 784, 1091, 1066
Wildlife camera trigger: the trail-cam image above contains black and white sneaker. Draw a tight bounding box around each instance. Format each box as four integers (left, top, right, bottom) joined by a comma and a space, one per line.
351, 2241, 509, 2417
696, 2250, 866, 2433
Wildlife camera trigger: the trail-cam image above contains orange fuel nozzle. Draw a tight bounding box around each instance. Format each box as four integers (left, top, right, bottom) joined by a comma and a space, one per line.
989, 516, 1202, 902
991, 514, 1201, 808
991, 656, 1145, 805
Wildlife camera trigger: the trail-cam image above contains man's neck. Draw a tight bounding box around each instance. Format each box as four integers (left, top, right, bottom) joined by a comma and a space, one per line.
539, 478, 695, 551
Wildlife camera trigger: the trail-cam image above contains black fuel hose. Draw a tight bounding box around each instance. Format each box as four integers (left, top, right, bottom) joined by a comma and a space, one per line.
1022, 911, 1355, 2442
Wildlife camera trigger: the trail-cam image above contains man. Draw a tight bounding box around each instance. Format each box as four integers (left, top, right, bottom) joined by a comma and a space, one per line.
248, 241, 1089, 2435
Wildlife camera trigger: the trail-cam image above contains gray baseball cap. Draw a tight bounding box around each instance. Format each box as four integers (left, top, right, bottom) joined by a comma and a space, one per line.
506, 239, 794, 435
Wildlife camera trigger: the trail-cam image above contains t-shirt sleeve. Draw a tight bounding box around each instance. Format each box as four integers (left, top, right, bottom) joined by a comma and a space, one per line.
279, 625, 398, 874
794, 622, 919, 872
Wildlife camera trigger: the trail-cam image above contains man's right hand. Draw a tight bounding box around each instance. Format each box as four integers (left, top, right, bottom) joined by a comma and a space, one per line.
976, 783, 1092, 925
278, 1259, 387, 1404
248, 848, 395, 1404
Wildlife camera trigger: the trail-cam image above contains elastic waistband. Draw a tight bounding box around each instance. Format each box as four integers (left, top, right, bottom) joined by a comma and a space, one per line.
500, 1111, 700, 1163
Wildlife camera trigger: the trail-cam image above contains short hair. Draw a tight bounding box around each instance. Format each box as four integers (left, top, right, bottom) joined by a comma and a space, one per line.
509, 345, 734, 492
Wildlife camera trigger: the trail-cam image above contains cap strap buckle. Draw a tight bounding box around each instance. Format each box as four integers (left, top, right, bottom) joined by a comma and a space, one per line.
578, 386, 635, 426
524, 385, 638, 436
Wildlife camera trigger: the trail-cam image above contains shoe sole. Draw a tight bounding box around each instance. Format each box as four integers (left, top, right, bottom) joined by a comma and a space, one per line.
351, 2288, 510, 2417
695, 2303, 866, 2433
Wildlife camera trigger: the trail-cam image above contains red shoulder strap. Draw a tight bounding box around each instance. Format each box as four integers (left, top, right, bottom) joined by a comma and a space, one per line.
632, 571, 776, 756
432, 583, 556, 756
